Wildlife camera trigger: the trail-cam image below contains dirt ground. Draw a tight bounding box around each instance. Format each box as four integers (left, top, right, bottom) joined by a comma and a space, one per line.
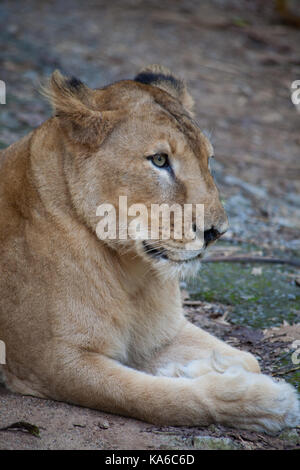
0, 0, 299, 450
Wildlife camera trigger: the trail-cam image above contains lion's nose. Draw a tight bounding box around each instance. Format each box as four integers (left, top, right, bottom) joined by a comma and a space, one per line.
204, 226, 221, 246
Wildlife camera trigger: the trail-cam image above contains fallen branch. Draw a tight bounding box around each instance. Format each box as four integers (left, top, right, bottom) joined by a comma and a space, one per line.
203, 256, 300, 268
272, 365, 300, 377
0, 421, 40, 437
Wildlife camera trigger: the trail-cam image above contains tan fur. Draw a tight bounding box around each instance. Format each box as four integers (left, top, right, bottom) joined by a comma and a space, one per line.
0, 66, 298, 432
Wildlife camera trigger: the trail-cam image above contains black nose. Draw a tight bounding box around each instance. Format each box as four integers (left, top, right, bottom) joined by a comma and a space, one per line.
204, 227, 221, 246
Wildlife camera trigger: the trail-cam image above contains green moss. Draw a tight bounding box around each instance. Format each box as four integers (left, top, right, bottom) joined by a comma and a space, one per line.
188, 261, 300, 329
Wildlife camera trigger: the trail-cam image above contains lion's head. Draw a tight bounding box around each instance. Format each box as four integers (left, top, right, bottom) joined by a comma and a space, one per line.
44, 65, 228, 276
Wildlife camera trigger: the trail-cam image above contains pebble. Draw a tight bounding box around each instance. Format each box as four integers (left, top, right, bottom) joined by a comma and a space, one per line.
193, 435, 241, 450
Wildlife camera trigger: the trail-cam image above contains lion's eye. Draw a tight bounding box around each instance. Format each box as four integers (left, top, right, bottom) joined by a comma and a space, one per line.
149, 153, 169, 169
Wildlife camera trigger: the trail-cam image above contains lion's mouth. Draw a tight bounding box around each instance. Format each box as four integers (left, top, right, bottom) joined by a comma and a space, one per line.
142, 240, 169, 260
142, 240, 203, 263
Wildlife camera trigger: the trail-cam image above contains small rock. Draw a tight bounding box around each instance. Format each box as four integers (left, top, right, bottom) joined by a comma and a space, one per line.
278, 429, 300, 445
98, 420, 110, 429
193, 435, 240, 450
207, 424, 219, 433
251, 267, 262, 276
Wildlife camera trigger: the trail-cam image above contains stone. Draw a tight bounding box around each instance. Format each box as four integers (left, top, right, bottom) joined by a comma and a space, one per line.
278, 429, 300, 445
193, 435, 240, 450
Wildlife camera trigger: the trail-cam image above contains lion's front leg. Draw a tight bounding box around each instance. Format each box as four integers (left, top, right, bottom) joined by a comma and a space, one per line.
146, 321, 261, 377
41, 342, 299, 434
142, 321, 299, 432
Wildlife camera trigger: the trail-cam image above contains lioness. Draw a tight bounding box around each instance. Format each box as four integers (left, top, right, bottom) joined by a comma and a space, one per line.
0, 65, 299, 433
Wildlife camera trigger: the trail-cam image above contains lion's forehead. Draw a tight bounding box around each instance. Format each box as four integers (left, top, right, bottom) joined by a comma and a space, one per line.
96, 80, 212, 160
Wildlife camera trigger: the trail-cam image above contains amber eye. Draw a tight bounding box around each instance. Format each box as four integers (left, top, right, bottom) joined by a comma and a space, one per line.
149, 153, 169, 168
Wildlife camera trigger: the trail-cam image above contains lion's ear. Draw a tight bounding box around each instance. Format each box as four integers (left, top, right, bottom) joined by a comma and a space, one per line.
42, 70, 115, 147
135, 65, 194, 115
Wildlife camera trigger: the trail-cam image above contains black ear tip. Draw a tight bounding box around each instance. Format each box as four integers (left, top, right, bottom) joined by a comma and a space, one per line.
135, 71, 157, 85
66, 76, 83, 90
135, 71, 181, 91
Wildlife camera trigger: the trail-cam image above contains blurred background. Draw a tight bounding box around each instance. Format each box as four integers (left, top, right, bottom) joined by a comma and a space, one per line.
0, 1, 300, 329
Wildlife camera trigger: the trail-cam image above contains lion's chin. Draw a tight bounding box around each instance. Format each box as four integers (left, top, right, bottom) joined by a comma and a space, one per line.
160, 255, 203, 280
166, 251, 204, 263
140, 240, 204, 279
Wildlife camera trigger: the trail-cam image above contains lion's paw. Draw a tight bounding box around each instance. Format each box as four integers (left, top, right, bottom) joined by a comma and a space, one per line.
205, 365, 300, 433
